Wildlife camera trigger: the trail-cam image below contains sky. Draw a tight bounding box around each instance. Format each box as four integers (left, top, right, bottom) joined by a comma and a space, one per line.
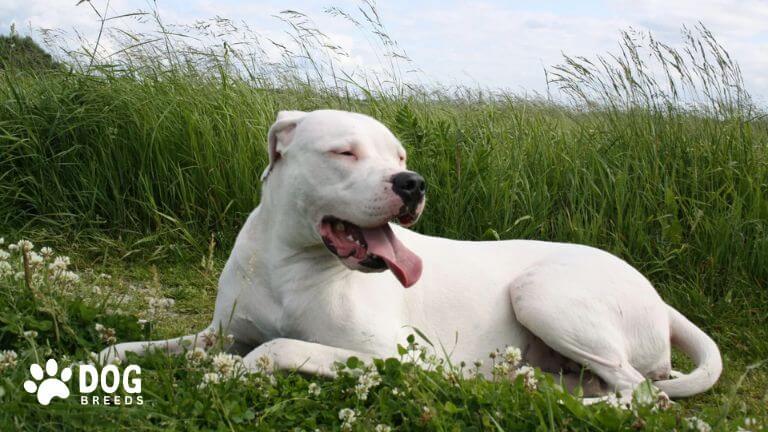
2, 0, 767, 104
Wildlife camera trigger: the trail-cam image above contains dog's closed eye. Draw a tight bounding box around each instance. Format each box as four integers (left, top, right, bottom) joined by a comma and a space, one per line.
330, 149, 358, 160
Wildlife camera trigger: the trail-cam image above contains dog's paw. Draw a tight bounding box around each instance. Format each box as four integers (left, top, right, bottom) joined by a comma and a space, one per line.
655, 391, 673, 410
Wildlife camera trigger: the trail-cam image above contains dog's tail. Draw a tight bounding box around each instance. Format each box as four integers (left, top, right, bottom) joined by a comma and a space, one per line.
653, 305, 722, 397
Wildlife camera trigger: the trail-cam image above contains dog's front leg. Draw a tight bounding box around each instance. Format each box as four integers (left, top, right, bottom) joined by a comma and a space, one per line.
242, 338, 376, 378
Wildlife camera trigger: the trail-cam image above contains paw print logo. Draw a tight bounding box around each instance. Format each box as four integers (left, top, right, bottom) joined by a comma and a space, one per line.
23, 359, 72, 405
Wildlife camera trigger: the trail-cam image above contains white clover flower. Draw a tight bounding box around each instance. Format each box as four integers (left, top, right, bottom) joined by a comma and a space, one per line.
211, 352, 242, 377
0, 237, 4, 245
492, 362, 511, 378
16, 240, 33, 252
92, 285, 102, 295
49, 256, 70, 271
0, 250, 9, 261
185, 347, 208, 366
0, 350, 19, 372
375, 425, 392, 432
61, 271, 80, 284
8, 244, 18, 252
199, 372, 221, 388
515, 365, 538, 391
354, 368, 381, 400
211, 352, 236, 374
684, 416, 711, 432
252, 355, 273, 373
308, 382, 321, 396
504, 346, 522, 365
0, 351, 17, 367
391, 387, 401, 396
28, 252, 43, 266
94, 323, 117, 344
23, 330, 38, 338
40, 247, 53, 258
338, 408, 357, 430
338, 408, 356, 420
0, 261, 12, 277
13, 272, 24, 281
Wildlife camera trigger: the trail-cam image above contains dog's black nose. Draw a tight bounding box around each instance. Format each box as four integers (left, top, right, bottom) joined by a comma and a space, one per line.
391, 171, 426, 208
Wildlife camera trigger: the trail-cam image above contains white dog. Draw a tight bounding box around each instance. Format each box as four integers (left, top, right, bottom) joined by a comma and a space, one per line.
102, 109, 721, 398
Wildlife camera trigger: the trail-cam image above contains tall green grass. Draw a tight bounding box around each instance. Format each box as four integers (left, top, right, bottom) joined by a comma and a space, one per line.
2, 72, 766, 286
1, 4, 766, 295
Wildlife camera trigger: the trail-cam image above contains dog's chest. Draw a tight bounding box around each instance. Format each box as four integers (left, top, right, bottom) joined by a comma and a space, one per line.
272, 283, 403, 354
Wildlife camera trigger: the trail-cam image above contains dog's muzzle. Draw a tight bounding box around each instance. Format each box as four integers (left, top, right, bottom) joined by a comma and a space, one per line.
317, 171, 427, 288
391, 171, 426, 213
319, 216, 423, 288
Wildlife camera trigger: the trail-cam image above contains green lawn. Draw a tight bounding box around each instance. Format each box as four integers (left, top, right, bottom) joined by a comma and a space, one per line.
0, 239, 765, 430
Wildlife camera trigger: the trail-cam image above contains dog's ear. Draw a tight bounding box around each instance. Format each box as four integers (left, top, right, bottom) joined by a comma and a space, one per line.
261, 110, 308, 181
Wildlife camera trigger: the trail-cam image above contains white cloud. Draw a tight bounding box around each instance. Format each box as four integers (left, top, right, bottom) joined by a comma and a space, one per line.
372, 0, 768, 102
384, 2, 632, 93
2, 0, 766, 103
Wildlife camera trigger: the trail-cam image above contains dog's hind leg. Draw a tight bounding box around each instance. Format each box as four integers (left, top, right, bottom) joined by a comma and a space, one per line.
508, 262, 668, 399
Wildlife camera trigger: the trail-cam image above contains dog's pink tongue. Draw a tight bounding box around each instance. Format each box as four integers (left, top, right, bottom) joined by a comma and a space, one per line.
361, 224, 422, 288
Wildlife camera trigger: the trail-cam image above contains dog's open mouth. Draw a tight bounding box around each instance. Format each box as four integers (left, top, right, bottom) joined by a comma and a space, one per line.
319, 216, 423, 288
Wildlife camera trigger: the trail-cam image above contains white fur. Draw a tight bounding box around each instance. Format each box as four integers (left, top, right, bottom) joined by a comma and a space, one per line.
101, 109, 722, 398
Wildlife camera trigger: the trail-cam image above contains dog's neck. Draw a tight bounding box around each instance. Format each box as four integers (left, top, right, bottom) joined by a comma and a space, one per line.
240, 190, 352, 295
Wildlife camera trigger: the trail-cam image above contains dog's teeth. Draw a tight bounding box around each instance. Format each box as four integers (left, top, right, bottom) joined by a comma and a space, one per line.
334, 222, 345, 232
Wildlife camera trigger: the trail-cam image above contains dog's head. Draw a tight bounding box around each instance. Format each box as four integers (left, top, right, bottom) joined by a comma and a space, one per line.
261, 109, 425, 287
